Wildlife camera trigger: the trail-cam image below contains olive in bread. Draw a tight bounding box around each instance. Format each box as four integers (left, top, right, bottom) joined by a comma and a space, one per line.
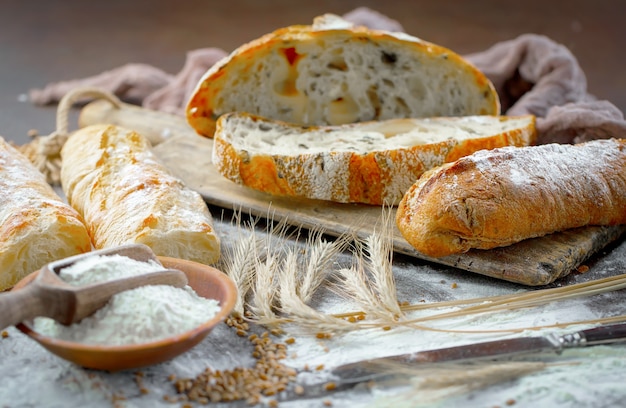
187, 14, 500, 138
60, 125, 221, 265
0, 137, 92, 290
396, 139, 626, 257
212, 112, 536, 205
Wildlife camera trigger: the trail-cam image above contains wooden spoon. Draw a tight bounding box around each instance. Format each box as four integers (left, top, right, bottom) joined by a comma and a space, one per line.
0, 244, 188, 331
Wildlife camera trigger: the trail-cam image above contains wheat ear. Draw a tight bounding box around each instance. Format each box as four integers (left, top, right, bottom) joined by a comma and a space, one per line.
298, 228, 348, 303
276, 250, 353, 333
248, 251, 281, 323
219, 212, 263, 317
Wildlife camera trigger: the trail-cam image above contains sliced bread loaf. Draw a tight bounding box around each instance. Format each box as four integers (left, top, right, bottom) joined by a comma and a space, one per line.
187, 14, 500, 138
212, 112, 536, 205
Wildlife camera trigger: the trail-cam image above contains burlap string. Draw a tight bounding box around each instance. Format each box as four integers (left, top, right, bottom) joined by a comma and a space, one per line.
20, 88, 122, 185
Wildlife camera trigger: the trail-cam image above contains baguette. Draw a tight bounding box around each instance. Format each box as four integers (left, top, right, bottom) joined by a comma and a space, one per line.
213, 112, 536, 205
187, 14, 499, 138
0, 137, 91, 290
396, 139, 626, 257
60, 125, 221, 265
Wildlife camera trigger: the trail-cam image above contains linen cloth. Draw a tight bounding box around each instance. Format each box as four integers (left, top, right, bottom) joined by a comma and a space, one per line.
29, 7, 626, 145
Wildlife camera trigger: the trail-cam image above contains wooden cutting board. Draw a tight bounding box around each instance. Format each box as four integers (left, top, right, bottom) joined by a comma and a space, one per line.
79, 100, 626, 286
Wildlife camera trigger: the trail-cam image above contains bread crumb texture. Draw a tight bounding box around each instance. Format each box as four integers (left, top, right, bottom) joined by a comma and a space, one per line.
213, 113, 535, 205
187, 15, 499, 137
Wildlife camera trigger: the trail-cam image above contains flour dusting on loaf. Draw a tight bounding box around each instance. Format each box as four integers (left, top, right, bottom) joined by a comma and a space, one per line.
0, 137, 92, 290
187, 14, 499, 137
396, 139, 626, 257
213, 113, 536, 205
61, 125, 221, 265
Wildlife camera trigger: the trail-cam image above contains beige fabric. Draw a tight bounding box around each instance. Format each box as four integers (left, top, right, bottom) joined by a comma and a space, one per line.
29, 7, 626, 145
30, 63, 173, 105
142, 48, 228, 115
465, 34, 626, 144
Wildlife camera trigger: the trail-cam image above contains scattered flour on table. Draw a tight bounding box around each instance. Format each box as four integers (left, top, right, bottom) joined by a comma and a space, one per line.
33, 254, 221, 345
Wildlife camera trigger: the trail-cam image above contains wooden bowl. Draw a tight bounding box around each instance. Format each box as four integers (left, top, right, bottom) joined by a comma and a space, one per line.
13, 257, 237, 371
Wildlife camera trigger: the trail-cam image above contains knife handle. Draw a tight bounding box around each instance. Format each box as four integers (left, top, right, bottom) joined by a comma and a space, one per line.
579, 323, 626, 346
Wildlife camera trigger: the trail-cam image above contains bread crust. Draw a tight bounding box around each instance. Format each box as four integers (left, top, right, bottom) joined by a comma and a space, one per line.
0, 137, 92, 290
396, 139, 626, 257
213, 113, 536, 205
187, 15, 499, 138
60, 125, 221, 265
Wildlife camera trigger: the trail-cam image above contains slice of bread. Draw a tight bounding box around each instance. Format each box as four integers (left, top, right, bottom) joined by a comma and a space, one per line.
187, 14, 500, 138
212, 112, 536, 205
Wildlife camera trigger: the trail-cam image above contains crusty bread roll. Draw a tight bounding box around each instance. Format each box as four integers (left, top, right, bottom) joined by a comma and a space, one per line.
0, 137, 91, 290
60, 125, 221, 265
396, 139, 626, 257
213, 112, 536, 205
187, 14, 500, 138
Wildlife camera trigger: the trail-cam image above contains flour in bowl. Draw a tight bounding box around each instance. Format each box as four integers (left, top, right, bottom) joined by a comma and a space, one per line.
33, 255, 221, 345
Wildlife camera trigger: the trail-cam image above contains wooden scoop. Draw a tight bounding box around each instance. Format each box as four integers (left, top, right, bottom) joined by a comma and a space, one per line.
0, 244, 188, 331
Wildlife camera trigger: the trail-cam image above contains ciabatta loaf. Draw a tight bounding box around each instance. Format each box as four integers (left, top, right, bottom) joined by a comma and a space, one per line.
60, 125, 221, 265
0, 137, 91, 290
187, 14, 500, 138
213, 112, 536, 205
396, 139, 626, 257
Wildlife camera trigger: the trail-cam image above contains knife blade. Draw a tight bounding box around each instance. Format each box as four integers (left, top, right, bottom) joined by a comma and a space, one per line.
290, 322, 626, 400
330, 322, 626, 385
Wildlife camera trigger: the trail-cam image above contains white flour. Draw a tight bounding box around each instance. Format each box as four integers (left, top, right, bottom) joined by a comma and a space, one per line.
57, 254, 164, 286
33, 255, 221, 345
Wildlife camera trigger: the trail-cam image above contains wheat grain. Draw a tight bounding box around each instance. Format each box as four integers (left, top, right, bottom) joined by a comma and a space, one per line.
170, 316, 298, 404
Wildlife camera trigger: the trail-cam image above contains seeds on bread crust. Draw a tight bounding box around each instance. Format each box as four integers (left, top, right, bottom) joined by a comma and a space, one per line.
212, 113, 536, 205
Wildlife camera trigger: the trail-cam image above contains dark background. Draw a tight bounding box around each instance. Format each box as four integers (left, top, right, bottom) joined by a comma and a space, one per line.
1, 0, 624, 145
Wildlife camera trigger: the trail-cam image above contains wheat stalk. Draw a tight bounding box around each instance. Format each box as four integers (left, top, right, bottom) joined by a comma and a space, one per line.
223, 207, 626, 335
332, 263, 390, 321
232, 212, 353, 331
248, 251, 281, 323
272, 248, 352, 333
219, 212, 263, 317
388, 273, 626, 330
365, 207, 402, 318
330, 241, 400, 322
331, 207, 402, 323
328, 273, 626, 333
298, 228, 347, 303
362, 233, 402, 318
